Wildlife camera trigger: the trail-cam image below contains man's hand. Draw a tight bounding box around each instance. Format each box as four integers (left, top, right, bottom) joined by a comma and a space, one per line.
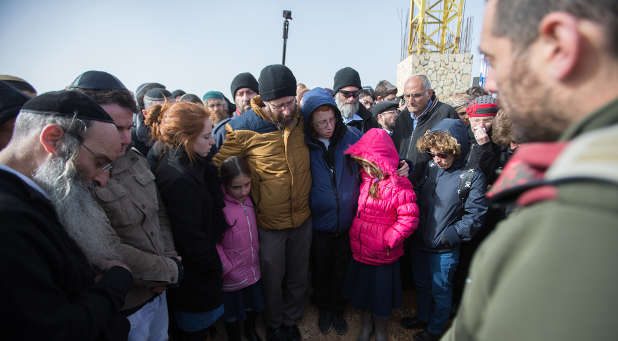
473, 125, 490, 145
397, 160, 410, 177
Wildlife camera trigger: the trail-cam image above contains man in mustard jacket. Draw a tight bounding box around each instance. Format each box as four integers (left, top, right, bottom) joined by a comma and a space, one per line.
213, 64, 312, 341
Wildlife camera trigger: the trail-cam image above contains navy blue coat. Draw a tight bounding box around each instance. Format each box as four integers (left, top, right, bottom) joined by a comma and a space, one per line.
301, 88, 362, 233
414, 118, 488, 250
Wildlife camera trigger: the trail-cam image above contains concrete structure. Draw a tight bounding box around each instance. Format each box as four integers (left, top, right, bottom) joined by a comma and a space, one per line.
397, 53, 473, 98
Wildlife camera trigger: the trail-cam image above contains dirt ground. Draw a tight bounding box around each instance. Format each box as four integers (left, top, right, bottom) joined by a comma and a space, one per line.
211, 289, 428, 341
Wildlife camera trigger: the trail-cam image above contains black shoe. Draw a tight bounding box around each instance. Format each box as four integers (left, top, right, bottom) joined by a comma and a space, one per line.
244, 312, 262, 341
318, 310, 333, 334
413, 329, 440, 341
266, 327, 287, 341
400, 316, 427, 330
332, 312, 348, 335
285, 324, 301, 341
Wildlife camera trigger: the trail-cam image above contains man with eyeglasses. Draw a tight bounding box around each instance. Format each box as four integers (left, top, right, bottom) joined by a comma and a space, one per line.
332, 67, 379, 133
213, 64, 312, 341
70, 71, 182, 341
392, 75, 457, 186
371, 100, 400, 137
0, 90, 135, 340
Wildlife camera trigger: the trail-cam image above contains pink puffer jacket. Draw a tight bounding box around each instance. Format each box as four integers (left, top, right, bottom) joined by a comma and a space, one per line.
216, 187, 260, 292
345, 128, 419, 265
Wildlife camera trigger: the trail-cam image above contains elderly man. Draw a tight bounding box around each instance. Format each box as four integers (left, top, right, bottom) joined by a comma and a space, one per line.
214, 64, 312, 341
69, 71, 182, 341
442, 1, 618, 341
332, 67, 379, 133
0, 90, 133, 340
392, 75, 457, 185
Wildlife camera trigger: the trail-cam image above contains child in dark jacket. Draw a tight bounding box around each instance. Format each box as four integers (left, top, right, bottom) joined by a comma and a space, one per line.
217, 156, 263, 341
343, 128, 420, 341
406, 118, 488, 341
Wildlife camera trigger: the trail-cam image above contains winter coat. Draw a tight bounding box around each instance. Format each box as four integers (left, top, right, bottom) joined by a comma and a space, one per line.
443, 97, 618, 341
391, 95, 458, 185
93, 149, 180, 311
414, 118, 488, 251
149, 146, 227, 313
212, 95, 311, 231
216, 187, 260, 292
0, 166, 133, 341
347, 104, 380, 133
345, 128, 419, 265
301, 88, 362, 233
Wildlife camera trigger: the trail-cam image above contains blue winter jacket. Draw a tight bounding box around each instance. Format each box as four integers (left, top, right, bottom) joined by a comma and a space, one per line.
301, 88, 362, 233
414, 118, 488, 250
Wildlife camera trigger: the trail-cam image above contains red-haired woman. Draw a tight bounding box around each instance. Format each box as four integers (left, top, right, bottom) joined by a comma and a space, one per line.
146, 102, 227, 341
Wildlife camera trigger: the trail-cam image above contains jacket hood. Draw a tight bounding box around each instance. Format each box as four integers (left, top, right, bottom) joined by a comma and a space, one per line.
430, 118, 470, 168
345, 128, 399, 175
300, 87, 345, 140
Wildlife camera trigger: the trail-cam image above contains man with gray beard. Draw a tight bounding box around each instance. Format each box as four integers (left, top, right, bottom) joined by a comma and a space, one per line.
0, 90, 133, 340
70, 70, 182, 341
332, 67, 379, 133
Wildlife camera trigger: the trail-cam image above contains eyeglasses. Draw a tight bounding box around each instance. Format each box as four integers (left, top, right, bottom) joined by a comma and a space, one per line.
81, 143, 113, 173
339, 89, 361, 98
267, 98, 296, 112
403, 92, 426, 99
427, 151, 449, 159
314, 117, 336, 129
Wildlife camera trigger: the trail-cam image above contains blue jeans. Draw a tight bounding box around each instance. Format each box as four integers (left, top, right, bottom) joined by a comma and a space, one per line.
127, 291, 169, 341
412, 247, 460, 335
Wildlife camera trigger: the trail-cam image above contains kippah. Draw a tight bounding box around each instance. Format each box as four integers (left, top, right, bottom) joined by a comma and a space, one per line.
21, 90, 114, 123
466, 95, 498, 117
171, 89, 186, 98
202, 91, 224, 101
68, 70, 127, 90
0, 81, 29, 124
0, 74, 36, 95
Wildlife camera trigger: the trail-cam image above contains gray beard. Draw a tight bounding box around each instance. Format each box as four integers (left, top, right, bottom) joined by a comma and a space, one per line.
336, 95, 360, 121
33, 157, 120, 269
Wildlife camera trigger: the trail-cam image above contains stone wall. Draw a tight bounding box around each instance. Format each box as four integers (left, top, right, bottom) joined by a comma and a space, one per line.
397, 53, 473, 98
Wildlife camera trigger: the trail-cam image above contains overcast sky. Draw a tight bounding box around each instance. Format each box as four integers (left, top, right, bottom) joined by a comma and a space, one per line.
1, 0, 485, 98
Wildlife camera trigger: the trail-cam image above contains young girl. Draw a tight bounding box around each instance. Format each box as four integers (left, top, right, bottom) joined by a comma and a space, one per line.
343, 128, 420, 341
217, 156, 264, 341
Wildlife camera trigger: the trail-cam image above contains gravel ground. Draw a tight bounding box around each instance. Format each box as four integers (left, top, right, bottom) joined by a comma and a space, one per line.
210, 289, 431, 341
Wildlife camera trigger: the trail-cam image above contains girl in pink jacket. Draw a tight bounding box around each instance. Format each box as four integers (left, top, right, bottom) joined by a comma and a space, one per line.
217, 156, 263, 341
343, 128, 419, 341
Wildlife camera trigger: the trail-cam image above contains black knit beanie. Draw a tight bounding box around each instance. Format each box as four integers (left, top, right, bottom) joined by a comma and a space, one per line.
333, 67, 361, 93
258, 65, 296, 102
230, 72, 259, 98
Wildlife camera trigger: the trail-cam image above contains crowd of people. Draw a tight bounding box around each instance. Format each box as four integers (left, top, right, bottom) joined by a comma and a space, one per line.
1, 0, 616, 341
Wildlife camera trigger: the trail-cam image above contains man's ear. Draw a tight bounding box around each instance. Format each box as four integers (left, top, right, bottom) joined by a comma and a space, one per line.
537, 12, 581, 80
39, 124, 65, 155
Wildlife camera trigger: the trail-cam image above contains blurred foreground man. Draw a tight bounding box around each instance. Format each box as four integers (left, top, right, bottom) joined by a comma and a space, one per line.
443, 1, 618, 340
0, 91, 133, 340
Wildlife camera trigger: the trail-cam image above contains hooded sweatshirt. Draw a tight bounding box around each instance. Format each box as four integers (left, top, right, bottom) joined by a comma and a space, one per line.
345, 128, 419, 265
301, 88, 362, 233
414, 118, 488, 251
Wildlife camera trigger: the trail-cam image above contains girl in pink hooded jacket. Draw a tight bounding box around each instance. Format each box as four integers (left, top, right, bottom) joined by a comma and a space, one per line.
343, 128, 419, 341
217, 156, 263, 341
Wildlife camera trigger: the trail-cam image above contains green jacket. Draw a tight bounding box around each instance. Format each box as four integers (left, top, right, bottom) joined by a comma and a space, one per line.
443, 97, 618, 341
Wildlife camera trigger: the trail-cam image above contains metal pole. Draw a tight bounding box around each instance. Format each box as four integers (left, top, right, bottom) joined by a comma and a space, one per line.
282, 19, 289, 65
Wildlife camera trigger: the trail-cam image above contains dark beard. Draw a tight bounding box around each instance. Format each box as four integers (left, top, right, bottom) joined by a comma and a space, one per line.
33, 157, 120, 269
500, 55, 571, 143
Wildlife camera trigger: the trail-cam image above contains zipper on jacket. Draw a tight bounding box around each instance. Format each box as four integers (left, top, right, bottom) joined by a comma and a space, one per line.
242, 201, 257, 280
282, 128, 295, 227
330, 166, 341, 232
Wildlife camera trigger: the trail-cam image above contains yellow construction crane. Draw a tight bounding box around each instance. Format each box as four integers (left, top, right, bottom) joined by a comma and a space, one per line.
408, 0, 464, 55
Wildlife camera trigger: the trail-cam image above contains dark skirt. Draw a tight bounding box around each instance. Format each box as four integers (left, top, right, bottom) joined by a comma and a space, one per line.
222, 280, 265, 322
343, 259, 402, 318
